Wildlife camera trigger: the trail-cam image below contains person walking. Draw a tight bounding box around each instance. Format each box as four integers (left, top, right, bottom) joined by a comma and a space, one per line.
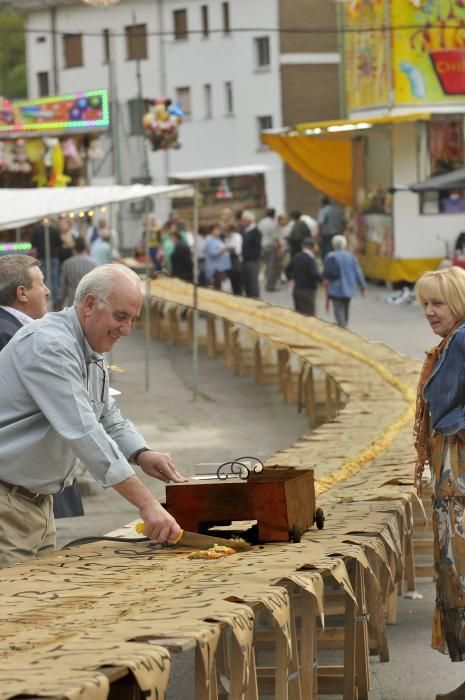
414, 266, 465, 700
318, 195, 346, 260
90, 229, 121, 266
241, 211, 262, 298
291, 238, 322, 316
56, 237, 97, 308
204, 224, 231, 290
0, 264, 186, 568
224, 224, 243, 296
323, 235, 366, 328
0, 254, 85, 520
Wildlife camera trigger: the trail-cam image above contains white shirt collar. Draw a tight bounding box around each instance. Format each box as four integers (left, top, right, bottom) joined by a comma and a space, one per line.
302, 248, 315, 258
0, 305, 33, 325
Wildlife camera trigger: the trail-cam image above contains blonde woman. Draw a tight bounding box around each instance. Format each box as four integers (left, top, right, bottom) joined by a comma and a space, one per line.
415, 266, 465, 700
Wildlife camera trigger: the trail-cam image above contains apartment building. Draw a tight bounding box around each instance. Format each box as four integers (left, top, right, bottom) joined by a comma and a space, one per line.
6, 0, 342, 221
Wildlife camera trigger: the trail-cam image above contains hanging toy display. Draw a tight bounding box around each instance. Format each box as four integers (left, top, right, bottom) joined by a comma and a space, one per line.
48, 141, 71, 187
142, 98, 184, 151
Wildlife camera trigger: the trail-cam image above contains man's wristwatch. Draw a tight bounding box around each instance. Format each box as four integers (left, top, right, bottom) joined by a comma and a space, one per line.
131, 447, 151, 465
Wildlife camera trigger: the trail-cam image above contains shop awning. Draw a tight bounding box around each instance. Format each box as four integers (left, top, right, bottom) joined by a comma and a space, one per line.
409, 167, 465, 192
295, 112, 432, 134
170, 164, 273, 180
0, 184, 194, 230
261, 112, 431, 205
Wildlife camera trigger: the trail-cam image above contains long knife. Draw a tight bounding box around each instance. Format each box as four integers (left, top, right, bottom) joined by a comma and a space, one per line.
135, 523, 251, 551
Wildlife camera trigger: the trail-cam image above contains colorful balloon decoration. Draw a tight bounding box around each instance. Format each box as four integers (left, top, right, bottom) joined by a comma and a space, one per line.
142, 98, 184, 151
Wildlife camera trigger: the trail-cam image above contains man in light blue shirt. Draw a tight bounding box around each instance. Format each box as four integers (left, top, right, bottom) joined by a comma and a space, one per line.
0, 263, 185, 567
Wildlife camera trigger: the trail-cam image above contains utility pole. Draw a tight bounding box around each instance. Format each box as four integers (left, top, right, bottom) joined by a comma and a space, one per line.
157, 0, 170, 185
108, 30, 124, 248
132, 10, 151, 182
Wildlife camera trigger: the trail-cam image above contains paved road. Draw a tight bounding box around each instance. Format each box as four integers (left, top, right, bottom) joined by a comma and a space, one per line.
56, 281, 459, 700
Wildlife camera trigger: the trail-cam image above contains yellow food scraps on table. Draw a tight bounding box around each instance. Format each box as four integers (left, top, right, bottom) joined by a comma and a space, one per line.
188, 544, 236, 560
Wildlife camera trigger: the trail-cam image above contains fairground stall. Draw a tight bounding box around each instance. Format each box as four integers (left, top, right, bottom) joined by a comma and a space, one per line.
169, 164, 272, 229
263, 0, 465, 284
0, 89, 110, 250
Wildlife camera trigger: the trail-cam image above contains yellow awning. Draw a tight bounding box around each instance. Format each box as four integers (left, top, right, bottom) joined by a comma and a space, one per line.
261, 134, 353, 205
262, 112, 432, 204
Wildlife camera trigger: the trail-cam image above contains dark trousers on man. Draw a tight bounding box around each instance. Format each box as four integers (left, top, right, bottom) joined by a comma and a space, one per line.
331, 297, 351, 328
319, 236, 334, 260
243, 260, 260, 298
293, 288, 316, 317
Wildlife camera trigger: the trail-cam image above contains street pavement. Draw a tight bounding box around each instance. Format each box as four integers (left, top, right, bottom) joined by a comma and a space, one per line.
55, 280, 460, 700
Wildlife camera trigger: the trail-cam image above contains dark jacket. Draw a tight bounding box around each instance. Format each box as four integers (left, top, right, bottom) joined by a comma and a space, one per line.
171, 242, 193, 282
292, 251, 322, 290
242, 226, 262, 262
31, 223, 62, 260
288, 220, 310, 256
0, 307, 22, 351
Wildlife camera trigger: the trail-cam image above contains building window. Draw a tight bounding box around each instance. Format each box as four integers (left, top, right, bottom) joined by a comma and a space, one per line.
255, 36, 270, 68
37, 72, 49, 97
201, 5, 209, 38
128, 98, 146, 136
102, 29, 110, 64
225, 81, 233, 115
204, 83, 212, 119
176, 87, 191, 119
126, 24, 148, 61
257, 115, 273, 145
173, 9, 188, 40
222, 2, 230, 35
63, 34, 83, 69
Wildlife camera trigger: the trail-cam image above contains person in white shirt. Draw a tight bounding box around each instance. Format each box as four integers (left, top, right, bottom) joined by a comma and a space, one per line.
258, 208, 280, 291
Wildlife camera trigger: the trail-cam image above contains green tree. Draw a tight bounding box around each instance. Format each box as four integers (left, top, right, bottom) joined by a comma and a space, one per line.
0, 9, 26, 99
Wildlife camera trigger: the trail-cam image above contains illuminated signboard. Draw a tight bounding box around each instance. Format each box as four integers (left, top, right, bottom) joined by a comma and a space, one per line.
0, 90, 110, 134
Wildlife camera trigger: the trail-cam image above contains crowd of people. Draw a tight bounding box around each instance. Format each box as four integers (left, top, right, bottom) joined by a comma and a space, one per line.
30, 214, 122, 310
9, 196, 366, 338
135, 197, 365, 329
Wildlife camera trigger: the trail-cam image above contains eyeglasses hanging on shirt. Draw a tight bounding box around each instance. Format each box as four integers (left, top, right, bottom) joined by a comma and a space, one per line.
86, 358, 107, 404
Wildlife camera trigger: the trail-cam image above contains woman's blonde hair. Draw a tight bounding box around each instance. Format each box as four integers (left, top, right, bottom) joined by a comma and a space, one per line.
415, 266, 465, 320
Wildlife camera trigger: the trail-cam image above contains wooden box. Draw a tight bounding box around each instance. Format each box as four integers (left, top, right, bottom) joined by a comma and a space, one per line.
166, 468, 316, 542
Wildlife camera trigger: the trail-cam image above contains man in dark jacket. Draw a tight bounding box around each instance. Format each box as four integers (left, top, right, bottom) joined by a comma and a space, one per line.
170, 231, 193, 282
292, 238, 322, 316
241, 210, 262, 298
0, 255, 50, 349
0, 254, 84, 518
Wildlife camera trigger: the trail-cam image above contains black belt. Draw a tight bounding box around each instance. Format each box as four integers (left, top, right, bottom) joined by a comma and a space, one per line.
0, 478, 45, 501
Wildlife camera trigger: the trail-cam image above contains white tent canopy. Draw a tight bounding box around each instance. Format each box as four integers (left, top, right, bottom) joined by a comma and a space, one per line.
0, 184, 194, 230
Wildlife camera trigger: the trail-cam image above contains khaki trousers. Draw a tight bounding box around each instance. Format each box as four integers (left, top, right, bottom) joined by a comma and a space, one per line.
0, 483, 56, 568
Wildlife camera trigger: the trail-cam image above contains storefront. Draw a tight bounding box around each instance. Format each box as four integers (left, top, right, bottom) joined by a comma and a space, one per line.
0, 89, 109, 190
169, 165, 270, 229
262, 0, 465, 283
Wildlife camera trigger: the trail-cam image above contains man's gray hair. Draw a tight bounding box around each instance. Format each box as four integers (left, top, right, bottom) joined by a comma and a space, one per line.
74, 264, 141, 306
332, 235, 347, 250
242, 210, 256, 223
0, 255, 40, 306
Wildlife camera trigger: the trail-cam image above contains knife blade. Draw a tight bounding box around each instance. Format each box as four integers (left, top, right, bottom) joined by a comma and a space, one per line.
135, 523, 251, 551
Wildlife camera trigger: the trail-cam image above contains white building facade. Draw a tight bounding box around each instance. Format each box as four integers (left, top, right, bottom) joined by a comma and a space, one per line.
22, 0, 286, 227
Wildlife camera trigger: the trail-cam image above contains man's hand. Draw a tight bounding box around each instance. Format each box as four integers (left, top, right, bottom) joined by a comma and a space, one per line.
140, 501, 181, 542
137, 450, 188, 483
112, 474, 182, 542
